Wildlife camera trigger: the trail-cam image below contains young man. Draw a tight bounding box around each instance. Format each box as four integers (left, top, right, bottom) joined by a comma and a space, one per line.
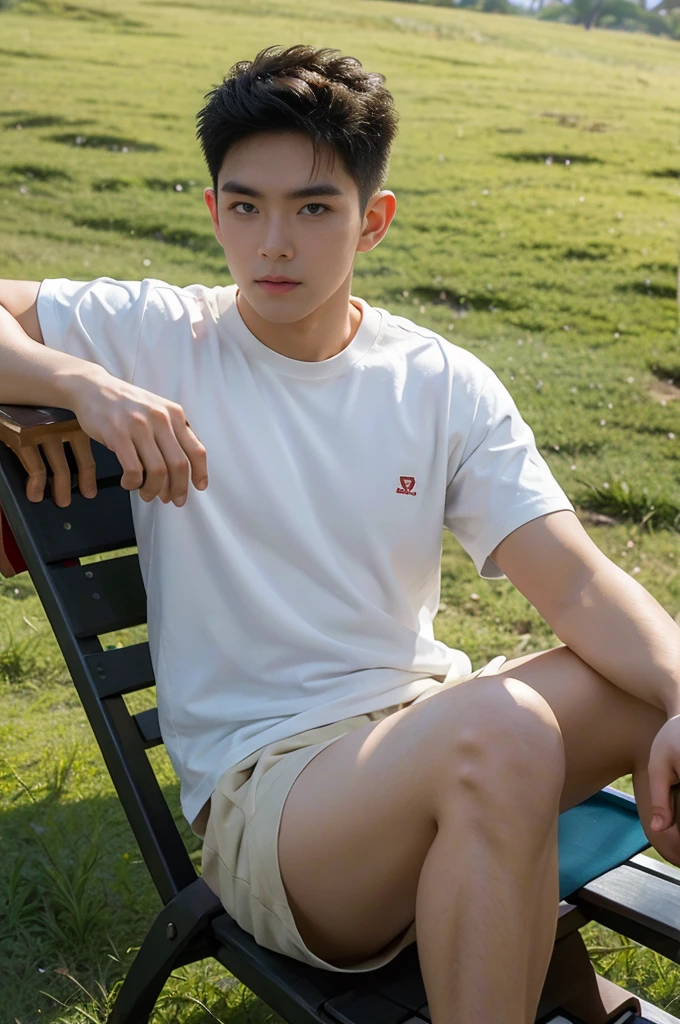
1, 43, 679, 1024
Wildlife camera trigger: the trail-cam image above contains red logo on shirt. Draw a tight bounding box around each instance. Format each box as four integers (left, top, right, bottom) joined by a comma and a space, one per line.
396, 476, 417, 496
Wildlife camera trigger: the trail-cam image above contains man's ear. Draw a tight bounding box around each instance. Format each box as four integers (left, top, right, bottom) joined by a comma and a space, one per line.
357, 191, 397, 254
204, 187, 224, 246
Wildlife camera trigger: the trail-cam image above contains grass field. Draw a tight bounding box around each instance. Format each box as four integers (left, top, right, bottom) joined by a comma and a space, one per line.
0, 0, 679, 1020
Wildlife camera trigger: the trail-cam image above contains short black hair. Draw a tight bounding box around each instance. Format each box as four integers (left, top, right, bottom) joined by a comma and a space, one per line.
196, 44, 399, 219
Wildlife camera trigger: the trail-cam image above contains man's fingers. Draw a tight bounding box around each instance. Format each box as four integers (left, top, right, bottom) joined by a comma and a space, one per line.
66, 410, 208, 506
648, 722, 680, 833
134, 433, 179, 503
8, 403, 205, 508
110, 435, 148, 496
41, 438, 75, 507
130, 418, 207, 506
174, 419, 209, 492
68, 431, 98, 499
155, 430, 191, 505
671, 781, 680, 828
648, 762, 677, 831
15, 446, 48, 503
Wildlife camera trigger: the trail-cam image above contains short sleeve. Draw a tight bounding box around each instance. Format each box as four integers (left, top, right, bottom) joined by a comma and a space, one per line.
37, 277, 154, 383
444, 369, 575, 580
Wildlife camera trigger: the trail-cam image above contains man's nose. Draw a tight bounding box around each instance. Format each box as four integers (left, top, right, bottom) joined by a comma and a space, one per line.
258, 218, 294, 261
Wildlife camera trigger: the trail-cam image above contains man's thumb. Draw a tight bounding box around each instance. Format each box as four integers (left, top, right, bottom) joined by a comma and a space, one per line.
648, 765, 672, 832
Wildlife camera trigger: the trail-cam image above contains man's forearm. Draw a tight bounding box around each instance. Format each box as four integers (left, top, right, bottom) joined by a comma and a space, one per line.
0, 304, 106, 409
552, 559, 680, 718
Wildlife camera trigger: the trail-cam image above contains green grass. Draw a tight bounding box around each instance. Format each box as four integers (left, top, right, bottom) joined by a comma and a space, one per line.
0, 0, 679, 1020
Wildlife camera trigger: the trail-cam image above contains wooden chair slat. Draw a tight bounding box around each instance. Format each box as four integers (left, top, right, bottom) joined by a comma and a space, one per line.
629, 852, 680, 885
212, 910, 349, 1013
51, 555, 147, 638
134, 707, 162, 748
25, 484, 135, 562
85, 642, 154, 698
0, 436, 127, 576
324, 991, 415, 1024
573, 862, 680, 963
366, 943, 426, 1012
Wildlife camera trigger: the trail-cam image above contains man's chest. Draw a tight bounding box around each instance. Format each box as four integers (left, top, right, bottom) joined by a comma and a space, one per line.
179, 363, 450, 573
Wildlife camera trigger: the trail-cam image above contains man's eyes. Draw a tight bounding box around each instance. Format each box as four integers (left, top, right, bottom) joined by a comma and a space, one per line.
229, 202, 330, 216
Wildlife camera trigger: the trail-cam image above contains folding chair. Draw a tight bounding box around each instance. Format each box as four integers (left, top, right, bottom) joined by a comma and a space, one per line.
1, 402, 679, 1024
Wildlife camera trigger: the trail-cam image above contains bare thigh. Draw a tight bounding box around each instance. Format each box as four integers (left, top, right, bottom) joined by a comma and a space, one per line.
278, 644, 674, 967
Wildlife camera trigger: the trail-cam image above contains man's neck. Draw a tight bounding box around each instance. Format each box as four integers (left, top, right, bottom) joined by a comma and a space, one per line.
235, 284, 363, 362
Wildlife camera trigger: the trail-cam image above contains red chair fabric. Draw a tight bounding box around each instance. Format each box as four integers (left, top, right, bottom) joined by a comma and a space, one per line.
0, 503, 27, 577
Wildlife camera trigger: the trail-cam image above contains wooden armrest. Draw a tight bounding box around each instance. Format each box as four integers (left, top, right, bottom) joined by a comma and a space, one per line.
0, 403, 80, 451
0, 404, 79, 577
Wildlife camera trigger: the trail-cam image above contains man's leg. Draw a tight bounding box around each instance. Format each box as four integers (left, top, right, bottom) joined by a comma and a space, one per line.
278, 644, 680, 1022
280, 668, 563, 1023
412, 681, 563, 1023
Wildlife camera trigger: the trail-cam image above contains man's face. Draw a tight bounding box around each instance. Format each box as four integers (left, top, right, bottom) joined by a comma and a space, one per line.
204, 131, 392, 322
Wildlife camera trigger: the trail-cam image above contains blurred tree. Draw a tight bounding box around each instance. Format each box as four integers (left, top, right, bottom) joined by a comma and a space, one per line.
454, 0, 518, 11
396, 0, 680, 29
539, 0, 680, 33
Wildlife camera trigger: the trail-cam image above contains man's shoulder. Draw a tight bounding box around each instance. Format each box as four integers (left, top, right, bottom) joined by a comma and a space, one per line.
40, 276, 236, 315
369, 300, 492, 384
140, 278, 237, 318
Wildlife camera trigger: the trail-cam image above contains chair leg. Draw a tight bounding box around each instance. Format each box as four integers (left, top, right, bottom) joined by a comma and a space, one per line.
107, 877, 224, 1024
536, 929, 642, 1024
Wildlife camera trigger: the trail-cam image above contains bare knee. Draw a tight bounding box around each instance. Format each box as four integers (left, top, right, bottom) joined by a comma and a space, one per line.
433, 678, 565, 824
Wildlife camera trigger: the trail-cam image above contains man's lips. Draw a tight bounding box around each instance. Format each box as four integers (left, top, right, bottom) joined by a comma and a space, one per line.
257, 277, 299, 283
256, 280, 300, 293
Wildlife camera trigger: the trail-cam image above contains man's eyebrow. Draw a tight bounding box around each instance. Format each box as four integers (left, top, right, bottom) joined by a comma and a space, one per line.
220, 180, 344, 200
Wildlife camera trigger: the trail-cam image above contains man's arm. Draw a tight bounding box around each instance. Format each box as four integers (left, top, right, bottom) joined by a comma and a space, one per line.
0, 279, 208, 507
0, 280, 44, 344
490, 509, 680, 717
0, 280, 108, 503
0, 279, 110, 407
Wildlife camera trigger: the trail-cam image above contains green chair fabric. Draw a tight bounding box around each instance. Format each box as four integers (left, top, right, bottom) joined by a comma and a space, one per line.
559, 787, 649, 901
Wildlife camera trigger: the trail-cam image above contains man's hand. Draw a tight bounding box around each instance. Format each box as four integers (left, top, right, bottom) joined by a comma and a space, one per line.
11, 372, 209, 508
68, 371, 208, 507
15, 430, 98, 507
647, 715, 680, 834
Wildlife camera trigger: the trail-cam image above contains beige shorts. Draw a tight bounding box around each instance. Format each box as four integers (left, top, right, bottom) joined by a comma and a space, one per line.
201, 655, 507, 973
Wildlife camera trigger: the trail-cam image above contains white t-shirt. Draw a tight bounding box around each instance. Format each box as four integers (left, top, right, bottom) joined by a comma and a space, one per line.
38, 277, 575, 831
